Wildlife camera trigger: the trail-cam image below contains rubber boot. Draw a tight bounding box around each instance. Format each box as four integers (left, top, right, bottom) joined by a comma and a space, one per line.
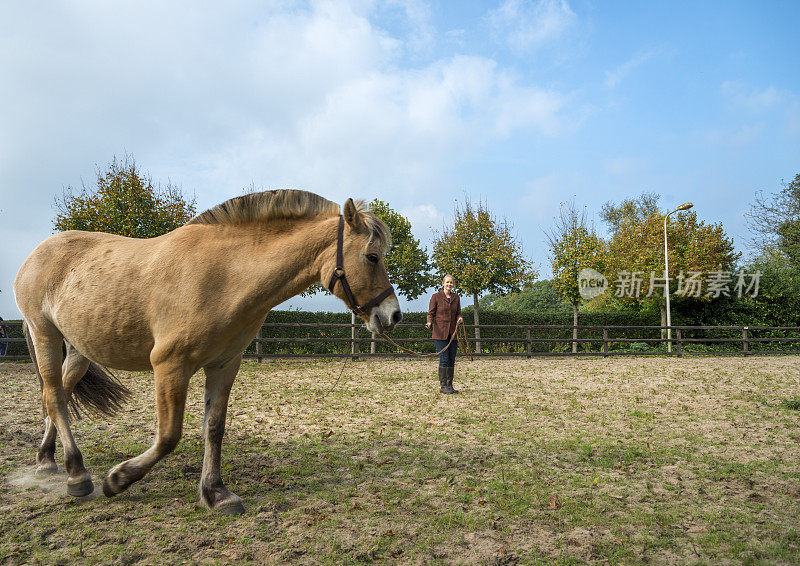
447, 366, 459, 394
440, 367, 454, 394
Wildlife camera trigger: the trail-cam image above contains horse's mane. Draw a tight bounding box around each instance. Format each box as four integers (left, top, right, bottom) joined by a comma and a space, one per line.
188, 189, 391, 252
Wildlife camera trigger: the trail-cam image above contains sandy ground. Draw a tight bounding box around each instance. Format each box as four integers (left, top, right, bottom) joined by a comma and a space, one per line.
1, 356, 800, 564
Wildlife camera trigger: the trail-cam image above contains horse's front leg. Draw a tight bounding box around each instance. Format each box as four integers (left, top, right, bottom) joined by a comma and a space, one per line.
103, 360, 190, 497
199, 355, 244, 515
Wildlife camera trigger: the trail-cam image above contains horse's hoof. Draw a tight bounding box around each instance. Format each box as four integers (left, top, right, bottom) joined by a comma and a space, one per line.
67, 477, 94, 497
214, 494, 245, 515
102, 477, 120, 497
35, 462, 58, 475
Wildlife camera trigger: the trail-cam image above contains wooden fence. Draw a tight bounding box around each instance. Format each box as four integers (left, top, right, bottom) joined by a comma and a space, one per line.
2, 319, 800, 361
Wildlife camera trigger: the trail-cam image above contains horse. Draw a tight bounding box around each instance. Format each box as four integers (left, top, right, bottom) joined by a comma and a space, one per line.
13, 190, 401, 514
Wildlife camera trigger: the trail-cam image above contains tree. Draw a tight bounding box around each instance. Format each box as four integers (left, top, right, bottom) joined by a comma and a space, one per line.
369, 199, 433, 300
600, 192, 660, 236
53, 156, 196, 237
777, 219, 800, 264
432, 198, 536, 353
745, 173, 800, 263
547, 201, 607, 352
601, 193, 740, 331
736, 252, 800, 326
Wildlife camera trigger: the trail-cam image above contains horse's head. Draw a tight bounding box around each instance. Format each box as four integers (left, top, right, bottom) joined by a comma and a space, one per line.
324, 198, 402, 334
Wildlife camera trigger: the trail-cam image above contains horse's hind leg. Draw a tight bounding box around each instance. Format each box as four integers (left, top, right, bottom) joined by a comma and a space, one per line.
36, 343, 90, 475
36, 417, 58, 474
199, 356, 244, 515
28, 324, 94, 496
103, 360, 191, 497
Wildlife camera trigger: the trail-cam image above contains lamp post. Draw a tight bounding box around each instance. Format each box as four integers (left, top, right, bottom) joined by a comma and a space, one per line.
664, 202, 693, 353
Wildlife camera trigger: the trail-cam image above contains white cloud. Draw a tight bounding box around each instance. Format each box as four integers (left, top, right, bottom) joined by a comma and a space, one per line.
604, 50, 659, 89
489, 0, 577, 53
194, 54, 570, 206
699, 123, 766, 147
0, 1, 570, 191
719, 81, 799, 140
444, 28, 467, 47
720, 81, 790, 112
0, 0, 575, 317
603, 156, 650, 177
401, 203, 442, 234
384, 0, 435, 54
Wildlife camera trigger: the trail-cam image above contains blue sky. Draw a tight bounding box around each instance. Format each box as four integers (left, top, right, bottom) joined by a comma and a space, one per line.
1, 0, 798, 317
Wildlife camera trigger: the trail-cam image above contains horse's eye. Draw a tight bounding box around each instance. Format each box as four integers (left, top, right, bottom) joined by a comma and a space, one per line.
366, 253, 379, 264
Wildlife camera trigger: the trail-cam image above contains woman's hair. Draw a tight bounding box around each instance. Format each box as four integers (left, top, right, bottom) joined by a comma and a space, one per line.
442, 274, 455, 284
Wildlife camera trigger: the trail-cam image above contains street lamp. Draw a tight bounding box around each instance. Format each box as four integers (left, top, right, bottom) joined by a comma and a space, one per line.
664, 202, 693, 353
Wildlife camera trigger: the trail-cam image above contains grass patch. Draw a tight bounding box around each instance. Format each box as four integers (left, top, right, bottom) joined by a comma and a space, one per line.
782, 397, 800, 410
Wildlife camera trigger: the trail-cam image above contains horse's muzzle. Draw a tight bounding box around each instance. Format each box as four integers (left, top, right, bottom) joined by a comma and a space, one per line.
368, 296, 402, 334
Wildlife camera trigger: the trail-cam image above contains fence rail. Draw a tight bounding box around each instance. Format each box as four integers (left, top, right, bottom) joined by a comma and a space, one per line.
2, 319, 800, 361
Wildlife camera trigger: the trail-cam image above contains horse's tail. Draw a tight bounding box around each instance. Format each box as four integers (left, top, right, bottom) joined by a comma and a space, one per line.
23, 320, 132, 419
70, 362, 132, 419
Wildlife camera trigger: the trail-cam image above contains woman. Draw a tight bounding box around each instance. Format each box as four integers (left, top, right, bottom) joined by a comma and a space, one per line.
426, 274, 463, 394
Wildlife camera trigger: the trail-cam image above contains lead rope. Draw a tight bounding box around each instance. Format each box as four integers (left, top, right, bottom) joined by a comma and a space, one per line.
456, 319, 474, 361
378, 318, 473, 361
318, 319, 471, 400
319, 355, 349, 400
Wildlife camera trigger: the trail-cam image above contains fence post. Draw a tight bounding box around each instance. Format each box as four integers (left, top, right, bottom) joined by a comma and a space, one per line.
742, 326, 749, 356
675, 328, 682, 358
351, 312, 359, 360
526, 327, 531, 359
602, 328, 609, 357
256, 325, 263, 363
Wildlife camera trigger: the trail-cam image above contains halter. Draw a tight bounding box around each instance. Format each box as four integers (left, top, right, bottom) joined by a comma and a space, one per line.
328, 215, 395, 316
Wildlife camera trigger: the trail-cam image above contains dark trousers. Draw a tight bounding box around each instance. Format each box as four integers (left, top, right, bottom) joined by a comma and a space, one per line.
434, 338, 458, 368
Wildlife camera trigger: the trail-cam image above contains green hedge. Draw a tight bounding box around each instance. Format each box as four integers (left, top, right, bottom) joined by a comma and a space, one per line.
0, 321, 27, 357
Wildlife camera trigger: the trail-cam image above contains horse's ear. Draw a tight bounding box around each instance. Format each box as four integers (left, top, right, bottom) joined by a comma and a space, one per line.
343, 198, 364, 232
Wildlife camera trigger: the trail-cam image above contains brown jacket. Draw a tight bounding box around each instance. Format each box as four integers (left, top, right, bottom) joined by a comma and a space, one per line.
427, 290, 461, 340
